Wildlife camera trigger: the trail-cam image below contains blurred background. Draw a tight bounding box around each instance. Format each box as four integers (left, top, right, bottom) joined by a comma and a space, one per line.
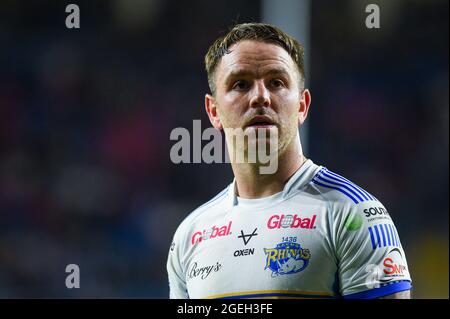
0, 0, 448, 298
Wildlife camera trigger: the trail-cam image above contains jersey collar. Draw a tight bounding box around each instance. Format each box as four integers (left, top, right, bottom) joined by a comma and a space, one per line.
226, 159, 320, 209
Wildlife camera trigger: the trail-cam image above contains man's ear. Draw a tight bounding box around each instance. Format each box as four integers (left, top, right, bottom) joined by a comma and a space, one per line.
298, 89, 311, 125
205, 94, 223, 130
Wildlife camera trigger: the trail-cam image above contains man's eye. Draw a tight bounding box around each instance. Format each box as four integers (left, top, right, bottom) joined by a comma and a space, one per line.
233, 80, 250, 90
271, 79, 285, 88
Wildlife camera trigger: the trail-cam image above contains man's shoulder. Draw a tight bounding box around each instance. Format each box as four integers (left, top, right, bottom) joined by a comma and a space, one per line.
304, 166, 381, 207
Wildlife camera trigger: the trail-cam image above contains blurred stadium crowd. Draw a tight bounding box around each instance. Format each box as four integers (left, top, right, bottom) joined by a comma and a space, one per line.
0, 0, 448, 298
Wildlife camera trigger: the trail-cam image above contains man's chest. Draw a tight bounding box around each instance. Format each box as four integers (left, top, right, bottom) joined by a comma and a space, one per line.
183, 206, 338, 298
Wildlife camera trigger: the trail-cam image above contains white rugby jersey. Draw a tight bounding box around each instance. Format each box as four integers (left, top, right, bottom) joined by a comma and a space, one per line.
167, 159, 412, 299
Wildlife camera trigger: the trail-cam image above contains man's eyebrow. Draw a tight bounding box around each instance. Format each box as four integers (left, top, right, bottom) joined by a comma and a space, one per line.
224, 70, 254, 83
224, 67, 291, 83
262, 68, 291, 77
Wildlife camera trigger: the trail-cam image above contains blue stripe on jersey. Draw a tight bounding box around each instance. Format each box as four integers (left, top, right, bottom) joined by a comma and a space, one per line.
312, 168, 378, 204
312, 179, 359, 204
387, 224, 395, 246
368, 226, 377, 250
379, 224, 387, 247
323, 168, 377, 201
393, 225, 401, 247
369, 224, 401, 249
315, 173, 365, 202
384, 224, 391, 246
389, 224, 397, 246
372, 224, 382, 248
320, 169, 371, 201
373, 225, 382, 248
388, 224, 395, 246
324, 168, 376, 201
343, 281, 412, 299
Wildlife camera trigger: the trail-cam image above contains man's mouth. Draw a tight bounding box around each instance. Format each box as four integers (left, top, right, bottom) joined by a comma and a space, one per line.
245, 115, 276, 128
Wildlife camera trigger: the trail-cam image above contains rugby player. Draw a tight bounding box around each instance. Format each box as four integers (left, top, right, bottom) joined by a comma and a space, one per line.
167, 23, 412, 299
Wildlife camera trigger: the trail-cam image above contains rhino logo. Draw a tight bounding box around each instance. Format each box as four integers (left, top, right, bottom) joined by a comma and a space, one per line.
264, 242, 311, 277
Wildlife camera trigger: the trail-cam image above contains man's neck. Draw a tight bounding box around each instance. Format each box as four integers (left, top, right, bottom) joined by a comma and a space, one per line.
231, 144, 307, 199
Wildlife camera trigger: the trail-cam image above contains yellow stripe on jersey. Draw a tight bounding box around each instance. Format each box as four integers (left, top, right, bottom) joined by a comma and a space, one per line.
205, 289, 335, 299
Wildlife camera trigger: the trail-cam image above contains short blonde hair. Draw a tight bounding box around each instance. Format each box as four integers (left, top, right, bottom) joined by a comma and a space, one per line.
205, 23, 305, 95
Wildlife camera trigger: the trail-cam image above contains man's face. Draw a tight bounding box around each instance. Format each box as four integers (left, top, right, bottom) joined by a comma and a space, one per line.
205, 40, 310, 156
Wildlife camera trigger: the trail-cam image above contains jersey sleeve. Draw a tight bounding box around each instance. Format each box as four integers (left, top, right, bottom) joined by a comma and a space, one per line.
166, 228, 189, 299
333, 199, 412, 298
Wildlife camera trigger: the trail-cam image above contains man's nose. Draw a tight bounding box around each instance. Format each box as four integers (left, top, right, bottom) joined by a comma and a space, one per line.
249, 80, 271, 108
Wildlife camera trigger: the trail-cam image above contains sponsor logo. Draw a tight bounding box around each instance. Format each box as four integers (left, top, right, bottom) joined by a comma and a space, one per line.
234, 228, 258, 257
344, 212, 364, 231
365, 248, 410, 288
383, 258, 407, 275
237, 228, 258, 246
380, 248, 408, 283
364, 206, 391, 222
267, 214, 316, 230
170, 242, 175, 251
234, 248, 255, 257
368, 223, 401, 250
187, 261, 222, 281
191, 221, 232, 245
264, 241, 311, 277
